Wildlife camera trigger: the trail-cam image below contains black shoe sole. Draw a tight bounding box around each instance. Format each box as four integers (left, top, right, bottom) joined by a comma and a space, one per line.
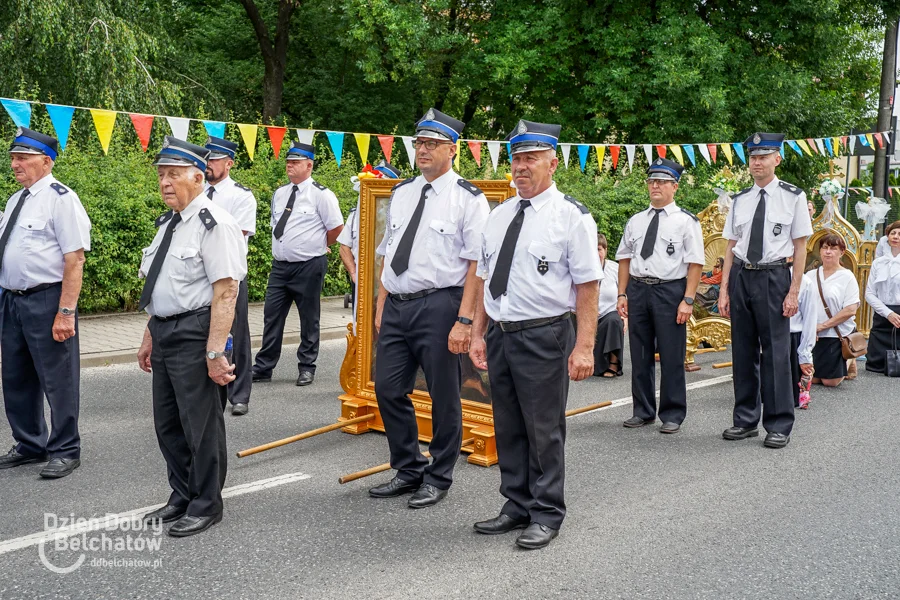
408, 495, 447, 509
296, 380, 313, 387
623, 420, 654, 428
474, 523, 529, 535
763, 438, 790, 449
369, 487, 420, 498
723, 429, 759, 440
0, 457, 47, 470
167, 513, 223, 538
39, 462, 80, 479
231, 405, 249, 416
660, 427, 681, 434
516, 535, 558, 550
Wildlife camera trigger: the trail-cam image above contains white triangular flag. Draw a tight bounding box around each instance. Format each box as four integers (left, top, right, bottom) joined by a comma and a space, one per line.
849, 136, 856, 155
487, 141, 501, 172
560, 144, 571, 169
642, 144, 653, 167
166, 117, 190, 141
296, 129, 315, 145
698, 144, 711, 164
401, 136, 415, 170
883, 132, 891, 146
625, 145, 636, 171
814, 138, 826, 155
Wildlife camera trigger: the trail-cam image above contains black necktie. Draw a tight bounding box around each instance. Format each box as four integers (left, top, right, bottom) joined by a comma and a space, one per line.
489, 199, 531, 300
138, 212, 183, 311
0, 189, 30, 273
640, 208, 664, 260
207, 186, 215, 200
747, 189, 766, 264
391, 184, 432, 276
273, 185, 298, 240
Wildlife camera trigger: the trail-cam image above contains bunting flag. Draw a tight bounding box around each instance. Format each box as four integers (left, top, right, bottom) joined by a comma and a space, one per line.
90, 109, 117, 155
1, 98, 31, 128
707, 144, 717, 164
849, 136, 857, 155
467, 140, 481, 166
840, 136, 848, 149
560, 144, 571, 169
166, 117, 190, 141
354, 133, 370, 163
655, 144, 666, 159
46, 104, 76, 150
787, 140, 803, 156
884, 132, 892, 146
780, 147, 785, 159
237, 124, 258, 161
610, 145, 620, 170
625, 145, 636, 171
804, 138, 818, 154
577, 144, 589, 172
832, 137, 841, 157
865, 133, 874, 147
814, 138, 826, 155
796, 139, 812, 155
487, 141, 501, 172
506, 143, 512, 159
203, 121, 226, 139
873, 133, 884, 149
325, 131, 344, 166
823, 137, 834, 156
697, 144, 711, 165
378, 135, 394, 163
595, 144, 606, 171
642, 144, 653, 167
402, 136, 416, 170
454, 140, 460, 170
858, 134, 868, 147
669, 145, 684, 165
266, 126, 287, 159
721, 143, 733, 165
129, 114, 154, 152
296, 129, 316, 145
732, 143, 746, 164
682, 144, 696, 166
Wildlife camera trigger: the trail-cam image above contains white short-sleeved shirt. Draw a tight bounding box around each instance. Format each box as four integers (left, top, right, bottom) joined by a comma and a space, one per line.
723, 177, 813, 263
805, 267, 859, 338
336, 202, 360, 262
377, 169, 489, 294
598, 259, 620, 318
875, 236, 889, 260
865, 251, 900, 318
790, 273, 817, 364
0, 174, 92, 291
139, 195, 248, 318
479, 183, 603, 322
271, 178, 344, 262
205, 176, 257, 252
615, 203, 705, 279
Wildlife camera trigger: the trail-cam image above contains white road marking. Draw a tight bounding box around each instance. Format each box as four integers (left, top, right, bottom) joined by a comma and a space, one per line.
569, 374, 734, 418
0, 471, 311, 556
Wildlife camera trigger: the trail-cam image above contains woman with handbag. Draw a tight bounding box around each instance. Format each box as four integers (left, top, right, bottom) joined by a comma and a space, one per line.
807, 233, 861, 387
864, 221, 900, 374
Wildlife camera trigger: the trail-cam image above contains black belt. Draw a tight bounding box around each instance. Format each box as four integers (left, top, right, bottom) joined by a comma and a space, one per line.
153, 306, 210, 322
497, 312, 571, 333
389, 287, 461, 302
7, 282, 61, 296
631, 276, 682, 285
735, 258, 790, 271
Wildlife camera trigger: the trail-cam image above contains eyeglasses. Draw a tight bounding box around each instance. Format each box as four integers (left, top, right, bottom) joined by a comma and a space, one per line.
645, 179, 674, 187
412, 139, 451, 151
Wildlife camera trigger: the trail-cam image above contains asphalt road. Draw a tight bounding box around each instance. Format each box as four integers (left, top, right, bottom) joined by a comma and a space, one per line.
0, 341, 897, 599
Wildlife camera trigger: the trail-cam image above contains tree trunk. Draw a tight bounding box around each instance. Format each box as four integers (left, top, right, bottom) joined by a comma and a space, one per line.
873, 18, 898, 200
238, 0, 298, 122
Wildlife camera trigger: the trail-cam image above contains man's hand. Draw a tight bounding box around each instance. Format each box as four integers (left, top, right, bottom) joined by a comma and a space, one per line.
888, 312, 900, 328
469, 337, 488, 370
52, 313, 76, 342
783, 289, 799, 318
375, 303, 383, 333
718, 290, 730, 318
616, 296, 628, 319
350, 271, 357, 284
676, 301, 693, 325
800, 363, 814, 376
816, 323, 828, 334
208, 356, 236, 386
137, 337, 153, 373
568, 346, 593, 381
448, 322, 471, 354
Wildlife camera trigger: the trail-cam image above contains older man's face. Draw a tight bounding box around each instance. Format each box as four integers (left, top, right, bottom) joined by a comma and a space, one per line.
286, 158, 313, 183
10, 153, 52, 187
511, 150, 558, 199
157, 166, 203, 212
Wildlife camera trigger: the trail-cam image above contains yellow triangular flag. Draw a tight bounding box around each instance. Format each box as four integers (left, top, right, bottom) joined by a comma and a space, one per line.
237, 124, 258, 161
797, 139, 812, 156
454, 140, 460, 170
721, 143, 733, 165
669, 145, 684, 165
595, 145, 606, 170
354, 133, 371, 163
865, 133, 875, 148
90, 109, 117, 155
832, 137, 841, 157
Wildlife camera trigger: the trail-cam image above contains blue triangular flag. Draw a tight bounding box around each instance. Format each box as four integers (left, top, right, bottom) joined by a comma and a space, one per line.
506, 142, 511, 158
787, 140, 802, 156
682, 144, 696, 166
1, 99, 32, 128
824, 138, 834, 156
858, 134, 868, 146
326, 131, 344, 167
732, 143, 746, 164
45, 104, 76, 150
203, 121, 226, 139
577, 144, 589, 172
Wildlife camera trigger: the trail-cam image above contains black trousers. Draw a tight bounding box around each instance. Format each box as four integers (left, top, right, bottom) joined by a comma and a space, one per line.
254, 255, 327, 377
149, 310, 227, 518
626, 278, 688, 424
228, 278, 251, 405
729, 265, 794, 435
789, 331, 802, 407
486, 317, 573, 530
0, 284, 81, 459
374, 287, 463, 490
865, 306, 900, 373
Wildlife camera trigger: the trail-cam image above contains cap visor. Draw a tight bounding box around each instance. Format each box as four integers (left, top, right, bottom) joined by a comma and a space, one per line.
8, 146, 44, 155
414, 130, 454, 142
154, 156, 196, 167
286, 155, 312, 161
749, 148, 779, 155
207, 152, 232, 160
647, 173, 677, 181
511, 143, 555, 155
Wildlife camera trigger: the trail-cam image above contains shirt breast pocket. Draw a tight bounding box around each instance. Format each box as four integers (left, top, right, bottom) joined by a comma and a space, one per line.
767, 206, 794, 237
527, 241, 563, 276
428, 219, 458, 257
387, 213, 406, 247
168, 246, 205, 284
17, 218, 49, 249
660, 234, 683, 259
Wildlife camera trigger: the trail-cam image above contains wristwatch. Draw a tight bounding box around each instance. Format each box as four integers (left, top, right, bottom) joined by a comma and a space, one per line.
58, 307, 75, 316
206, 350, 225, 360
456, 316, 473, 325
683, 296, 695, 305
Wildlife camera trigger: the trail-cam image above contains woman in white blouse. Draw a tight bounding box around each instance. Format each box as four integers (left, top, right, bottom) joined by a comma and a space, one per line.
806, 233, 861, 387
864, 220, 900, 373
593, 233, 626, 377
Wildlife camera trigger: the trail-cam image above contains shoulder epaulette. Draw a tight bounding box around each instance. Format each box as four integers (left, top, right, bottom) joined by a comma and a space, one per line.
234, 182, 252, 192
155, 210, 174, 228
198, 208, 218, 230
312, 181, 328, 191
50, 182, 69, 196
779, 181, 802, 195
348, 206, 357, 213
564, 194, 590, 214
392, 177, 415, 191
681, 207, 699, 221
457, 179, 483, 196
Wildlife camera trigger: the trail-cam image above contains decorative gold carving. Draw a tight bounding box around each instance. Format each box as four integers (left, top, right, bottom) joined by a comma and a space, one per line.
339, 322, 358, 395
474, 439, 486, 450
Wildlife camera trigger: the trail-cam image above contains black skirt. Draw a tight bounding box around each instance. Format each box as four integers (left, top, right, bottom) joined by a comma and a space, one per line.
865, 305, 900, 374
813, 337, 847, 380
593, 311, 625, 376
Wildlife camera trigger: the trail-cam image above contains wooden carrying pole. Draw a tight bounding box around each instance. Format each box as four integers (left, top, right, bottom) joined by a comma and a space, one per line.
237, 414, 375, 458
712, 362, 733, 369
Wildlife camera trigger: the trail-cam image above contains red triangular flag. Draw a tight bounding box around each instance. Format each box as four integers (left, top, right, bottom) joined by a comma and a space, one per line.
805, 138, 818, 154
377, 135, 394, 163
655, 145, 666, 159
467, 141, 482, 166
129, 114, 154, 152
840, 136, 848, 149
610, 145, 620, 170
873, 133, 884, 148
266, 126, 287, 159
889, 187, 893, 198
708, 144, 717, 163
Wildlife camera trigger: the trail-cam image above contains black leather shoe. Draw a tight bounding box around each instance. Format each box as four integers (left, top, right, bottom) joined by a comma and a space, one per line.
168, 513, 223, 538
39, 458, 80, 479
144, 504, 187, 524
722, 426, 759, 440
474, 514, 530, 535
296, 370, 314, 386
251, 372, 271, 383
232, 403, 249, 416
516, 523, 559, 550
368, 476, 421, 498
623, 416, 655, 428
408, 483, 448, 509
660, 422, 681, 434
764, 432, 790, 449
0, 446, 47, 470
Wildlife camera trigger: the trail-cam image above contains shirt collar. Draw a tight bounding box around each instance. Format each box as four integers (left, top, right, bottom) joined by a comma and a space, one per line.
206, 176, 233, 191
521, 182, 558, 213
752, 176, 780, 197
423, 168, 458, 196
26, 173, 56, 195
178, 193, 207, 222
646, 201, 679, 216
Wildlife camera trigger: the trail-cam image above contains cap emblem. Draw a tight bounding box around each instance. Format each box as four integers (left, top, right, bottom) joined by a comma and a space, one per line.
15, 127, 23, 137
425, 108, 435, 121
162, 138, 171, 149
753, 134, 761, 144
517, 121, 527, 135
655, 159, 663, 166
